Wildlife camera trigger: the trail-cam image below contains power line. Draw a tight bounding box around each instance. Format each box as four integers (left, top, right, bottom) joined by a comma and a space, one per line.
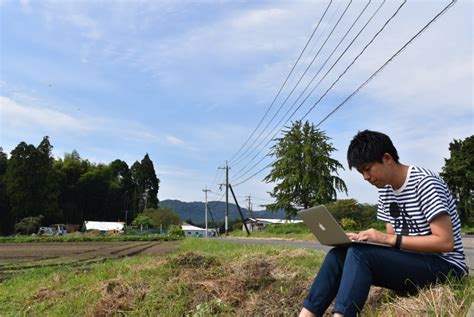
234, 162, 273, 187
314, 0, 457, 127
234, 0, 455, 187
232, 0, 353, 167
232, 0, 385, 183
208, 167, 222, 190
209, 168, 225, 194
234, 0, 404, 185
300, 0, 408, 121
227, 0, 334, 165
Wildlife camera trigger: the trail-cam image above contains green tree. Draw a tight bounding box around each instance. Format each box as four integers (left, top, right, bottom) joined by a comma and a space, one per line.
110, 159, 134, 224
0, 148, 13, 235
326, 199, 379, 229
55, 150, 92, 224
441, 135, 474, 225
140, 154, 159, 209
76, 164, 112, 222
36, 137, 61, 222
131, 214, 153, 228
5, 137, 60, 223
141, 206, 181, 230
130, 154, 160, 213
264, 121, 347, 218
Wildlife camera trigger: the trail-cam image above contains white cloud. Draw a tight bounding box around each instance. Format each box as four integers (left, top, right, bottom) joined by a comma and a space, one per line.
230, 8, 287, 29
0, 96, 92, 132
166, 135, 184, 146
0, 95, 177, 148
65, 13, 102, 40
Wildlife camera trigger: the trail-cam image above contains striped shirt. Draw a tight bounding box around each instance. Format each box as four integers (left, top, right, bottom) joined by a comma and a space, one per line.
377, 166, 467, 273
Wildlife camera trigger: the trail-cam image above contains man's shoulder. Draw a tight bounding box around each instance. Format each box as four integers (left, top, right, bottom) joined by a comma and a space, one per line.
409, 166, 441, 185
410, 166, 437, 177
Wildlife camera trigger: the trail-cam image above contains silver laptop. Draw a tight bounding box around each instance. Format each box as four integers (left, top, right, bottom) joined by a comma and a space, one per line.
298, 205, 388, 247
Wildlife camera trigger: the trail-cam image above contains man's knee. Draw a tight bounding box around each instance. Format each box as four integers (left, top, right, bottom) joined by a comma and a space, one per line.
324, 247, 347, 266
345, 245, 395, 271
345, 245, 378, 265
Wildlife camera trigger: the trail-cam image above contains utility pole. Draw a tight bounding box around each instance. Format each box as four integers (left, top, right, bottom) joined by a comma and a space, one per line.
202, 187, 210, 238
219, 161, 230, 235
245, 194, 254, 218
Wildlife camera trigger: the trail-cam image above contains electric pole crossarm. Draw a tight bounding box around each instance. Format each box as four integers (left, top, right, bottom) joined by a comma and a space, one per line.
228, 184, 251, 236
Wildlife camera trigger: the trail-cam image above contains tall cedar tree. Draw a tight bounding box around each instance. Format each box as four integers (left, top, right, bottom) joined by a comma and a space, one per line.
5, 137, 60, 223
264, 121, 347, 218
441, 135, 474, 225
141, 154, 159, 208
109, 159, 134, 222
0, 148, 13, 235
130, 154, 159, 213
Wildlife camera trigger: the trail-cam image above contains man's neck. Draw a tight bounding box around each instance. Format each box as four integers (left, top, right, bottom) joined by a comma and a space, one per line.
391, 164, 409, 190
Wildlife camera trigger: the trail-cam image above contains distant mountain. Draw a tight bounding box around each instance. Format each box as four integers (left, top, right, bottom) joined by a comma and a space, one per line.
160, 199, 287, 225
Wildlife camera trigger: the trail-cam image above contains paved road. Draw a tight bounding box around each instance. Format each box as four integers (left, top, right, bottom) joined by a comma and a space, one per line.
217, 236, 474, 275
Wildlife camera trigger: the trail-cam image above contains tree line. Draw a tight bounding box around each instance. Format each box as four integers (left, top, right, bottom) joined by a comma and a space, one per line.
1, 126, 471, 236
0, 136, 160, 235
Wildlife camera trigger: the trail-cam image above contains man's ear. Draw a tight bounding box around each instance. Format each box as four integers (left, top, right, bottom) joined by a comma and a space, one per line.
382, 153, 393, 164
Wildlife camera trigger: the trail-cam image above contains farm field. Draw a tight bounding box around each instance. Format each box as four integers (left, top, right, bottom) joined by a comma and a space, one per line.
0, 239, 472, 316
0, 241, 179, 282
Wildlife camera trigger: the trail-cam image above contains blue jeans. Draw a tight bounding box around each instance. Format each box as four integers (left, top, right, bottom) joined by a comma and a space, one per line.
303, 245, 464, 317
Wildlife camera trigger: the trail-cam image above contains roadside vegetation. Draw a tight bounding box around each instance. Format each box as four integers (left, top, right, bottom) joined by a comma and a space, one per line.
0, 238, 471, 316
0, 226, 184, 243
230, 222, 314, 240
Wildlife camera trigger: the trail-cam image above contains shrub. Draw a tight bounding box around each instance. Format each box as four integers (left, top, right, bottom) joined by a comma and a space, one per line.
340, 218, 357, 230
169, 224, 184, 237
15, 215, 44, 235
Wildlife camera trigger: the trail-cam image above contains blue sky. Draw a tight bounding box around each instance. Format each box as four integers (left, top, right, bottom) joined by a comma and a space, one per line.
0, 0, 472, 208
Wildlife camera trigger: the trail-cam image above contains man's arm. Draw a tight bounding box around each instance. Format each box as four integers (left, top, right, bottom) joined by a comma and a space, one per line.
386, 223, 394, 235
356, 214, 454, 252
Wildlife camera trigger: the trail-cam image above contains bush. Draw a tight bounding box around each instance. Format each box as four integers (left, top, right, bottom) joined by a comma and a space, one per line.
340, 217, 357, 230
15, 215, 44, 235
169, 224, 184, 237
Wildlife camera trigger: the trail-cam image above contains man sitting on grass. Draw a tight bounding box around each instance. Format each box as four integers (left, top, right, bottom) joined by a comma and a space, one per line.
299, 130, 467, 317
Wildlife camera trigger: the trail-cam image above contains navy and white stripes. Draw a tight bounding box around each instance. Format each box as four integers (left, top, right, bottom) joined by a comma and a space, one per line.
377, 166, 467, 273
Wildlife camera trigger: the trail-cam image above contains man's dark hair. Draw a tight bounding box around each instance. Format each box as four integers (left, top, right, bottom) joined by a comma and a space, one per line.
347, 130, 399, 169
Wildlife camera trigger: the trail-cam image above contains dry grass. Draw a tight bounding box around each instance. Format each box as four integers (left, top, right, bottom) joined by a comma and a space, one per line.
172, 250, 472, 316
174, 251, 314, 316
90, 279, 149, 317
379, 282, 472, 317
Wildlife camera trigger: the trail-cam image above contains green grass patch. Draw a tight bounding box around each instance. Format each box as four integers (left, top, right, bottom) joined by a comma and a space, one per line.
230, 223, 315, 240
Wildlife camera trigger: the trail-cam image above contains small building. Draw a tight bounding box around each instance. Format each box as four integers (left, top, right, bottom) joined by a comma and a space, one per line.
181, 223, 208, 238
83, 221, 125, 232
243, 218, 303, 232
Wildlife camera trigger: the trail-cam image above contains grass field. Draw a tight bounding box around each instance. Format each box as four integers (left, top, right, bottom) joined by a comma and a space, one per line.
0, 238, 472, 316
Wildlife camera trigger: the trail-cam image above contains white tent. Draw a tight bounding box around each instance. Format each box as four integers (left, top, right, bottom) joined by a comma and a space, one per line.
84, 221, 125, 232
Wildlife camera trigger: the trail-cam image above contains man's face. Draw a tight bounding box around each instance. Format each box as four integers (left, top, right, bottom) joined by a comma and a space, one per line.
356, 161, 389, 188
